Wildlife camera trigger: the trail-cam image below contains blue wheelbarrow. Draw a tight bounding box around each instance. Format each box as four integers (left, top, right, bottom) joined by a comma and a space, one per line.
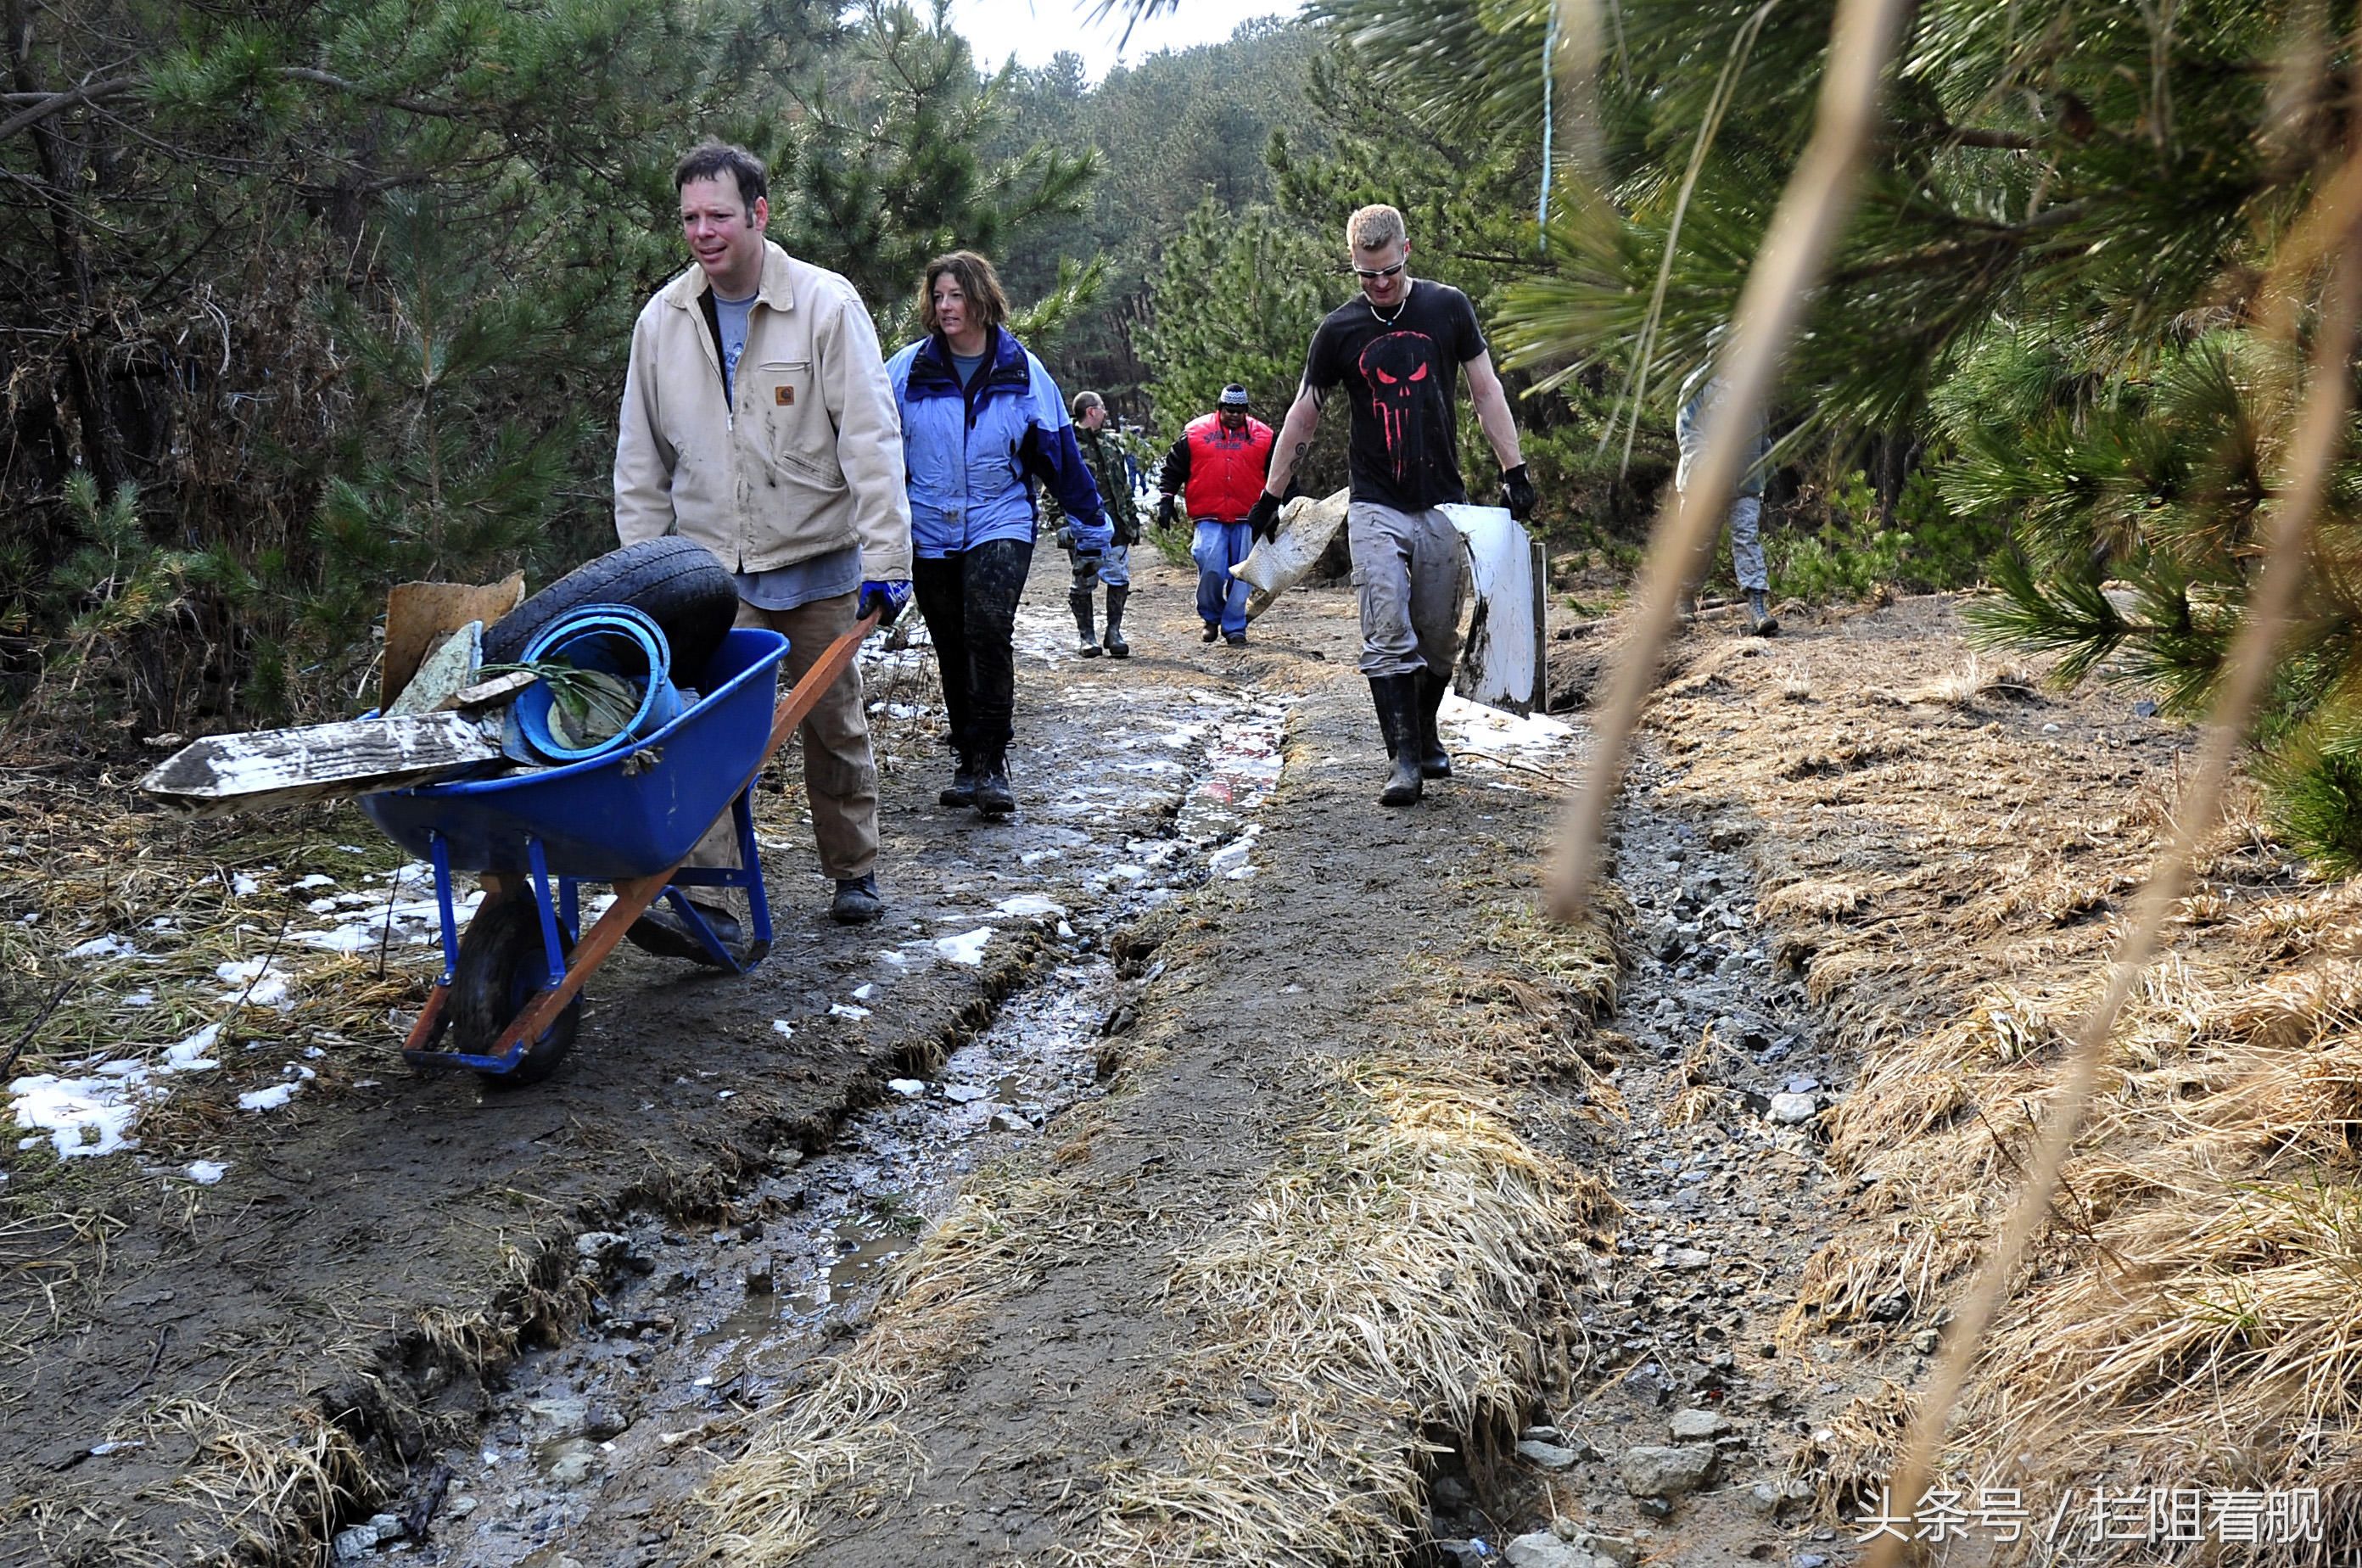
360, 613, 875, 1084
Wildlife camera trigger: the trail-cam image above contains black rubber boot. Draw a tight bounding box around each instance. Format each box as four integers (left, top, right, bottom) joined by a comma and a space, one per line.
1070, 588, 1102, 658
625, 897, 742, 967
1369, 675, 1424, 807
1102, 586, 1130, 658
830, 872, 883, 925
973, 749, 1016, 817
1416, 669, 1453, 779
938, 753, 977, 809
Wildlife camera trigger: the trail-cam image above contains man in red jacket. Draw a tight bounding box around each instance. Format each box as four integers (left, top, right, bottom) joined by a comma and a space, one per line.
1155, 384, 1275, 647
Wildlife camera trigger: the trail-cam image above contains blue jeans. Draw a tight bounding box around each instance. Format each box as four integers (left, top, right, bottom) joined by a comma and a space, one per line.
1191, 519, 1253, 636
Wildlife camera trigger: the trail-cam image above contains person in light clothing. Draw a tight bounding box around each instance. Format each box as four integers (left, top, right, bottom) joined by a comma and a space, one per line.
613, 140, 913, 934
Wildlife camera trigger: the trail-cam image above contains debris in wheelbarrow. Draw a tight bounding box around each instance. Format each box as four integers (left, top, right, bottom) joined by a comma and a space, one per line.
496, 603, 697, 765
139, 710, 511, 818
139, 543, 743, 815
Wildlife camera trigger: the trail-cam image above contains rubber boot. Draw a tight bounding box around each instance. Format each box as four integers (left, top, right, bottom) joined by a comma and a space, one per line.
938, 753, 977, 809
830, 872, 883, 925
1201, 620, 1220, 643
625, 896, 742, 967
1415, 669, 1452, 779
973, 748, 1016, 817
1747, 588, 1781, 637
1369, 675, 1424, 807
1070, 588, 1102, 658
1102, 586, 1130, 658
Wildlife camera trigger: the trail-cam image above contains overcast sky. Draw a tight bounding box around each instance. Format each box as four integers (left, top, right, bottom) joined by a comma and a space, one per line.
946, 0, 1304, 79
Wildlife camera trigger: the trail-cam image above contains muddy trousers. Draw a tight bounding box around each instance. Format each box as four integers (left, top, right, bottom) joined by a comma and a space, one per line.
1683, 494, 1768, 593
1069, 543, 1131, 591
1346, 501, 1468, 679
914, 537, 1033, 762
686, 591, 881, 883
1191, 519, 1252, 636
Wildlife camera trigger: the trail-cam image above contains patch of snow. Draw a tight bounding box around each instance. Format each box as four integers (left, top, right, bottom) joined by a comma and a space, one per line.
771, 1020, 795, 1038
992, 894, 1066, 919
65, 934, 138, 961
887, 1078, 926, 1097
829, 1002, 872, 1020
215, 957, 293, 1010
238, 1082, 299, 1112
294, 874, 336, 890
232, 873, 261, 896
185, 1160, 229, 1185
120, 990, 155, 1008
9, 1067, 151, 1158
164, 1025, 221, 1072
934, 928, 993, 966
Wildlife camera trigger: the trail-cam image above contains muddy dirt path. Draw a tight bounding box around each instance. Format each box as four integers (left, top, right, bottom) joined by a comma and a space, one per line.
8, 555, 1936, 1568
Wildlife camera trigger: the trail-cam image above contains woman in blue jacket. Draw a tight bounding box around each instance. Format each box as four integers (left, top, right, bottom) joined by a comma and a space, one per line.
887, 251, 1108, 817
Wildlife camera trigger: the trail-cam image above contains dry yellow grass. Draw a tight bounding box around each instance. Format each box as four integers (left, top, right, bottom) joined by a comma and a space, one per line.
1648, 604, 2362, 1556
1071, 1057, 1609, 1568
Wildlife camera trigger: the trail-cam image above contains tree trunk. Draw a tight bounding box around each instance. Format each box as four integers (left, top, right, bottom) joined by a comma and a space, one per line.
8, 0, 126, 498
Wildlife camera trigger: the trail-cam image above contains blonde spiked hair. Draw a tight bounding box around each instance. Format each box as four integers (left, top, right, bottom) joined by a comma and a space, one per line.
1346, 204, 1408, 255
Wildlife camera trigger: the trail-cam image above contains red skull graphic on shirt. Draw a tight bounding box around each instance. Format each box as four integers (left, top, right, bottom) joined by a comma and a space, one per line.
1357, 331, 1434, 481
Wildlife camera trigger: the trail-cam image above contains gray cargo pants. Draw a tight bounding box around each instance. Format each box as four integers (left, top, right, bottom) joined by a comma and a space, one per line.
1346, 501, 1469, 678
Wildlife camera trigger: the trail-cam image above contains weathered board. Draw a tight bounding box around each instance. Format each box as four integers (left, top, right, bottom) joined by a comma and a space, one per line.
139, 713, 503, 817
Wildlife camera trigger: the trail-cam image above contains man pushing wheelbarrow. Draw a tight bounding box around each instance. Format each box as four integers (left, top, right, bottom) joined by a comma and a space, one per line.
613, 138, 915, 939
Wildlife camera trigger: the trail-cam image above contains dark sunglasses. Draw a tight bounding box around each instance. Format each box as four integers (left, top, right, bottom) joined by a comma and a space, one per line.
1352, 260, 1408, 281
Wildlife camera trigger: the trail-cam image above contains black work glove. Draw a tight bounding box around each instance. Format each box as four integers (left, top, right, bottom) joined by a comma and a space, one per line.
1245, 492, 1284, 542
1501, 462, 1537, 520
1155, 494, 1178, 529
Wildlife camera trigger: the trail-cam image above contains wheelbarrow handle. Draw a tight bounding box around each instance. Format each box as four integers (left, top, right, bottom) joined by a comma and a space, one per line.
473, 610, 882, 1063
762, 608, 882, 764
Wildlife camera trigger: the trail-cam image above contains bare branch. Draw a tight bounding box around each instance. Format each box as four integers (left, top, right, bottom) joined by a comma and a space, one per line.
0, 73, 137, 142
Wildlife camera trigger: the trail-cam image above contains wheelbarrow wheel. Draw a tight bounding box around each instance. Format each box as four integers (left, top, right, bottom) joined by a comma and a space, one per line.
450, 895, 583, 1088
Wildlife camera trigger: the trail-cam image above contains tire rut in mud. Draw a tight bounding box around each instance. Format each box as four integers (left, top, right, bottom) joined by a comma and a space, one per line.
1431, 743, 1883, 1568
372, 676, 1293, 1566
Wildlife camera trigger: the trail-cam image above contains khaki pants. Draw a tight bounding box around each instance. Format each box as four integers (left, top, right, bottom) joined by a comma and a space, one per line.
689, 591, 878, 882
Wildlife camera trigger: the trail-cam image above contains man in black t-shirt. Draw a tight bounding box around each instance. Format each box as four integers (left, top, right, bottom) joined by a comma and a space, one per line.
1245, 203, 1536, 806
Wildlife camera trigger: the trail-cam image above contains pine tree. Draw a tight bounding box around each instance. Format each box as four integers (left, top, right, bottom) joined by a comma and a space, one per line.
1327, 0, 2362, 869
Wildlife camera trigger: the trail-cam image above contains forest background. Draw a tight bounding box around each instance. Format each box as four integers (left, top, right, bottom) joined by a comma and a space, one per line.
0, 0, 1722, 748
20, 0, 2362, 873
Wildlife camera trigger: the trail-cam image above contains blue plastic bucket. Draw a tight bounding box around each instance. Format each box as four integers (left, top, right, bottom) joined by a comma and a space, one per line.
512, 604, 686, 763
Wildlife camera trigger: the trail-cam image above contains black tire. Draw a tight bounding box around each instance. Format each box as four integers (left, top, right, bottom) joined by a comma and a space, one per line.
485, 539, 740, 686
450, 895, 583, 1088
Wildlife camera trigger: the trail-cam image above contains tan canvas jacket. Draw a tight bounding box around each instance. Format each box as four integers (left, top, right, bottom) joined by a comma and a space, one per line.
613, 242, 913, 579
